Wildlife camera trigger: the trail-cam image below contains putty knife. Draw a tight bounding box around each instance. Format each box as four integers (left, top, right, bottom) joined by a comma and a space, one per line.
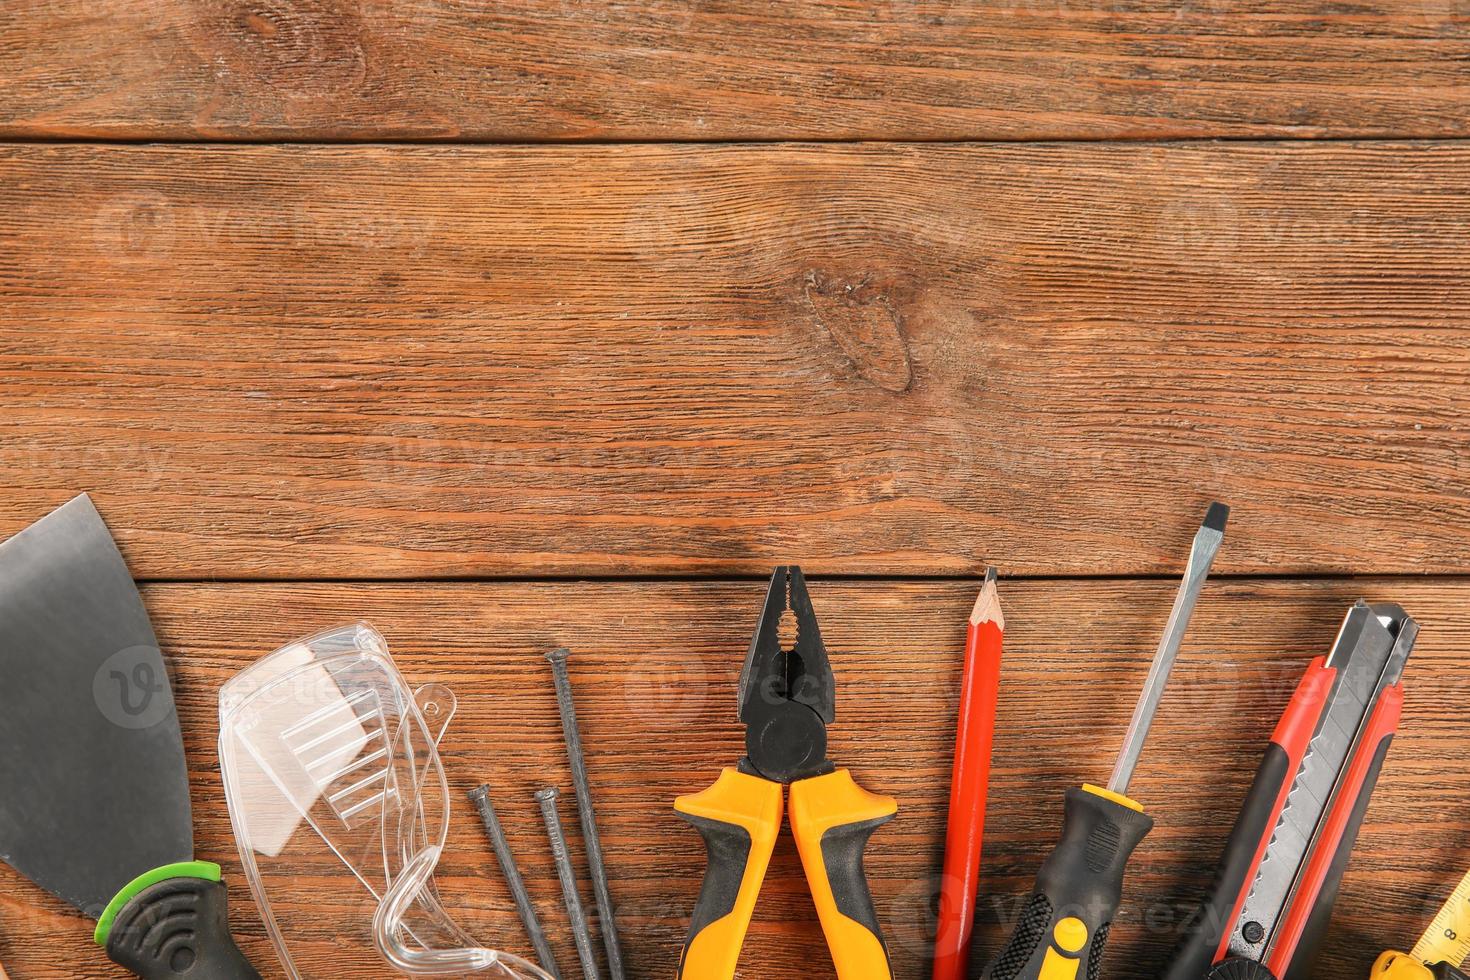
0, 495, 258, 979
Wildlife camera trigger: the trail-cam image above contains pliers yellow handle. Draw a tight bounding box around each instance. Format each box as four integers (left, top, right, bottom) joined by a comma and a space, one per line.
674, 769, 781, 979
675, 767, 896, 980
789, 769, 898, 978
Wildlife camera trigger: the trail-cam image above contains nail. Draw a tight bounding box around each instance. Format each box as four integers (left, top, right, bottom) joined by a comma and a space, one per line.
469, 785, 562, 980
535, 787, 600, 980
545, 647, 625, 980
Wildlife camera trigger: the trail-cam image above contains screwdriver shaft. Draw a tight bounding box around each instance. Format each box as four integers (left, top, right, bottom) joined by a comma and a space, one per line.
1107, 501, 1228, 796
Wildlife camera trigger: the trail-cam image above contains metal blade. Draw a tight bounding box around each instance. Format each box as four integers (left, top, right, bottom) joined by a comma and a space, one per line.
0, 495, 192, 918
1232, 601, 1408, 959
1107, 501, 1229, 796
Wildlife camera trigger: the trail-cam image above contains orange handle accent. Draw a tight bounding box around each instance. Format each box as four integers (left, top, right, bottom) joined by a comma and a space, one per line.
674, 768, 783, 980
789, 769, 898, 980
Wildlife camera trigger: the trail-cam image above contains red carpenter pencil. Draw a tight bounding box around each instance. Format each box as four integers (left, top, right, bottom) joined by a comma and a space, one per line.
932, 567, 1004, 980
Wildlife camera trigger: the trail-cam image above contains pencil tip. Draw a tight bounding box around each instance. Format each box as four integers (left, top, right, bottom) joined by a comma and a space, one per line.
971, 567, 1003, 628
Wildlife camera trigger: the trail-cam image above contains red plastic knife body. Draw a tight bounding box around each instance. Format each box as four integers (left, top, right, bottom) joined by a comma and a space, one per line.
1162, 602, 1416, 980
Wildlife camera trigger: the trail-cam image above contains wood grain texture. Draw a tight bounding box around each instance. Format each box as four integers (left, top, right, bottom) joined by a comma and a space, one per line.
2, 0, 1469, 140
0, 577, 1464, 979
2, 142, 1469, 579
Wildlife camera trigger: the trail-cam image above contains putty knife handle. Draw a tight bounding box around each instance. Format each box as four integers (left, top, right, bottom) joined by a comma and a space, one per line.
104, 874, 259, 980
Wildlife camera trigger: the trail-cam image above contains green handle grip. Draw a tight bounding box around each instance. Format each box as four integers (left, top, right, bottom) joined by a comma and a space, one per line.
100, 867, 259, 980
981, 785, 1154, 980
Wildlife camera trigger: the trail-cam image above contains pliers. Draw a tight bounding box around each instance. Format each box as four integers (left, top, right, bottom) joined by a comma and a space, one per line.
675, 566, 898, 980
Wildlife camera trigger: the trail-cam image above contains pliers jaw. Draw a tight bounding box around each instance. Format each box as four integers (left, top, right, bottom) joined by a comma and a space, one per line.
737, 566, 836, 784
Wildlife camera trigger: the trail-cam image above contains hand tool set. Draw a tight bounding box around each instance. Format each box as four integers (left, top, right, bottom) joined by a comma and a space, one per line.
1376, 868, 1470, 979
0, 493, 1450, 979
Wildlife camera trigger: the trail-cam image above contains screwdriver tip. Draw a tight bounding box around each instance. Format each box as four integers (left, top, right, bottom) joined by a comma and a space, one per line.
1203, 501, 1230, 533
970, 566, 1003, 628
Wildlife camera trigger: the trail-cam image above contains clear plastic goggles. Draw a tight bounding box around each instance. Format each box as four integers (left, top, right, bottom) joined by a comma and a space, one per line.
218, 623, 552, 979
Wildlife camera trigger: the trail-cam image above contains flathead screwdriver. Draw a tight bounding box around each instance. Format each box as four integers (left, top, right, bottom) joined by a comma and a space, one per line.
980, 501, 1228, 980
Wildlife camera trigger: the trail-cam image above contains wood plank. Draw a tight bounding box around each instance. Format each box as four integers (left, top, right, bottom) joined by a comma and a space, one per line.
3, 142, 1469, 579
2, 2, 1469, 140
0, 577, 1463, 978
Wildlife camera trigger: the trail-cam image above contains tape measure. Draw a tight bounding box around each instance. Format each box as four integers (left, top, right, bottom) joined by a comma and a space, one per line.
1414, 869, 1470, 969
1373, 953, 1470, 980
1375, 870, 1470, 979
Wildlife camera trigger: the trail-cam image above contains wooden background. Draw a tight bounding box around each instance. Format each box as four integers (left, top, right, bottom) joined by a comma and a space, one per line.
2, 2, 1469, 978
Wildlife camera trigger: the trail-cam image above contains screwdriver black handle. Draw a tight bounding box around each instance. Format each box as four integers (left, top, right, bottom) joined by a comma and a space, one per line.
102, 872, 259, 980
980, 785, 1153, 980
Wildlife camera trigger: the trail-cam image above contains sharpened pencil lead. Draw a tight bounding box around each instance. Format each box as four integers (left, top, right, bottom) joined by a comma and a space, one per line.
970, 566, 1003, 629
